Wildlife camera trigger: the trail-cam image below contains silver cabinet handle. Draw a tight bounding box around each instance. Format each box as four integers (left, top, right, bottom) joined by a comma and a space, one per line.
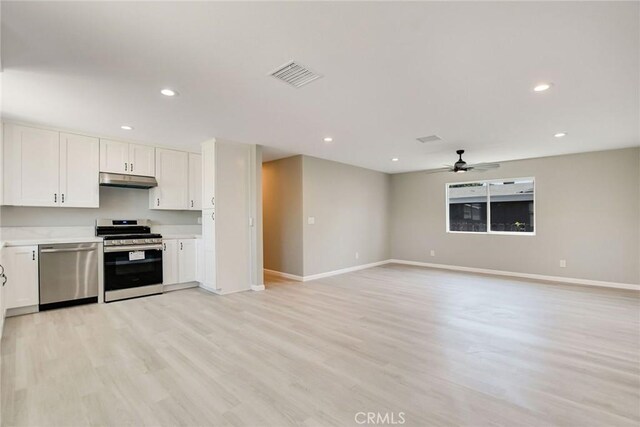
191, 200, 194, 208
125, 162, 128, 172
0, 264, 4, 276
180, 242, 183, 250
163, 243, 166, 251
32, 250, 35, 260
61, 194, 65, 204
1, 274, 6, 287
104, 244, 162, 253
157, 198, 160, 207
131, 163, 134, 172
54, 193, 57, 203
211, 197, 214, 206
40, 247, 97, 253
211, 212, 215, 221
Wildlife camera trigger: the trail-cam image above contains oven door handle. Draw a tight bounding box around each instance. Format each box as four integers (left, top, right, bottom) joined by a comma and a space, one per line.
104, 244, 163, 253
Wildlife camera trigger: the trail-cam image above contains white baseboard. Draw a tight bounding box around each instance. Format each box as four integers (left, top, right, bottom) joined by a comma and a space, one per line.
265, 260, 390, 283
263, 268, 304, 282
302, 260, 392, 281
265, 260, 639, 291
388, 259, 640, 291
251, 284, 265, 291
163, 282, 199, 292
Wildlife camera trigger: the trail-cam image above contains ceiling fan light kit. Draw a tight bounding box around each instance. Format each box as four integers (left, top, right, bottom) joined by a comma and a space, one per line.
425, 149, 502, 175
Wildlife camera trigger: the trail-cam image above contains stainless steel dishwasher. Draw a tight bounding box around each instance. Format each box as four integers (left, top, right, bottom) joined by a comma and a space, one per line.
39, 242, 99, 310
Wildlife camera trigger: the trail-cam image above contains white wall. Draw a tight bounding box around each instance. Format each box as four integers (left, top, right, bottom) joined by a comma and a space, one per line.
262, 155, 391, 277
302, 156, 390, 276
0, 186, 200, 226
390, 148, 640, 285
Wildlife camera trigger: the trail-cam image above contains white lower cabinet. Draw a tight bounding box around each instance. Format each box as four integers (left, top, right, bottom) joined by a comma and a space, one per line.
162, 239, 179, 285
162, 238, 197, 286
178, 239, 197, 283
1, 246, 39, 310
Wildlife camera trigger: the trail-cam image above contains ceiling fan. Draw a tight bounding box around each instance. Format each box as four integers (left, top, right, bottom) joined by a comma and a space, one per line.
426, 149, 500, 174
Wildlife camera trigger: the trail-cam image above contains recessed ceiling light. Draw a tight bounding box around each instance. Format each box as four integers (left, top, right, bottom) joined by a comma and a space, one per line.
533, 83, 553, 92
160, 88, 178, 97
554, 132, 567, 138
323, 137, 333, 143
120, 125, 133, 130
391, 158, 399, 162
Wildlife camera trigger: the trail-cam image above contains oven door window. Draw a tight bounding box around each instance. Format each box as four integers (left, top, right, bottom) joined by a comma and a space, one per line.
104, 249, 163, 291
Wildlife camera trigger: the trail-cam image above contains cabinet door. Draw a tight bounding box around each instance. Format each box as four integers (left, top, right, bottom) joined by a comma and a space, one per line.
202, 141, 216, 209
203, 209, 216, 252
60, 133, 99, 208
4, 124, 60, 207
129, 143, 155, 177
188, 153, 202, 210
178, 239, 197, 283
151, 148, 188, 210
162, 239, 178, 285
3, 246, 39, 309
196, 238, 204, 283
202, 209, 217, 289
99, 139, 129, 174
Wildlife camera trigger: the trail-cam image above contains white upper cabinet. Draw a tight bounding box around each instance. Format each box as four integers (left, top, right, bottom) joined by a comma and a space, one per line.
60, 133, 99, 208
4, 124, 60, 207
100, 139, 155, 176
150, 148, 188, 210
99, 139, 129, 174
188, 153, 202, 210
3, 124, 100, 208
129, 143, 155, 177
202, 140, 216, 209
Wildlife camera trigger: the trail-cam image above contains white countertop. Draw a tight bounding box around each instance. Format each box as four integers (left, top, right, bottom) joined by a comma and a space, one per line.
0, 236, 104, 247
161, 234, 202, 240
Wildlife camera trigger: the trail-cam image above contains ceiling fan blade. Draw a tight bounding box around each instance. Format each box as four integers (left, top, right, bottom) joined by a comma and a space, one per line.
424, 167, 452, 174
468, 162, 500, 170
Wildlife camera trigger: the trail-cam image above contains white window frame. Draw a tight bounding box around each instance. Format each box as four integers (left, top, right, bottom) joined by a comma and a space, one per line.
445, 177, 536, 236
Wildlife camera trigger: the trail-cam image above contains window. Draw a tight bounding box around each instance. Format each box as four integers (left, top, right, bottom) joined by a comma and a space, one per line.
447, 178, 535, 234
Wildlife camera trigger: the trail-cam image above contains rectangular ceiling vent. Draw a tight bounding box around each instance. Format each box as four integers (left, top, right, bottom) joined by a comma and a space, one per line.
269, 61, 322, 88
417, 135, 442, 144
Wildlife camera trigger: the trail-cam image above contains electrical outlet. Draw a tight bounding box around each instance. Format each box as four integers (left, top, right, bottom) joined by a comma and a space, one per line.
307, 216, 315, 225
430, 250, 436, 257
197, 217, 202, 224
559, 259, 567, 268
355, 252, 359, 259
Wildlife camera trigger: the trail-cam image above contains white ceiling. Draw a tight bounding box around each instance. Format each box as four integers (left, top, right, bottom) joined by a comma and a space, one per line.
1, 2, 638, 173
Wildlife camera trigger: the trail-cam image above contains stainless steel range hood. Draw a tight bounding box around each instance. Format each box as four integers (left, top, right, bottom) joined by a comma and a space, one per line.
99, 173, 158, 189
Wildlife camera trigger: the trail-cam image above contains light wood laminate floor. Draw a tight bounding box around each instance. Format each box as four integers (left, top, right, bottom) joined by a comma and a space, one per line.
2, 264, 639, 426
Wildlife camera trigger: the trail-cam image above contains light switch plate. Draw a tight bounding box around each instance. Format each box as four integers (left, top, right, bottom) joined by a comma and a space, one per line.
430, 250, 436, 257
559, 259, 567, 268
197, 217, 202, 224
308, 217, 315, 225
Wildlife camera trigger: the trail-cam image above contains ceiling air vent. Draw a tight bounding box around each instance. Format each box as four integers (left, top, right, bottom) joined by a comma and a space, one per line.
417, 135, 442, 144
269, 61, 322, 88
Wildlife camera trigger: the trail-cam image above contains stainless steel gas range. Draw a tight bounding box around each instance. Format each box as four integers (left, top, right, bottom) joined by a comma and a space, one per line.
96, 219, 163, 302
